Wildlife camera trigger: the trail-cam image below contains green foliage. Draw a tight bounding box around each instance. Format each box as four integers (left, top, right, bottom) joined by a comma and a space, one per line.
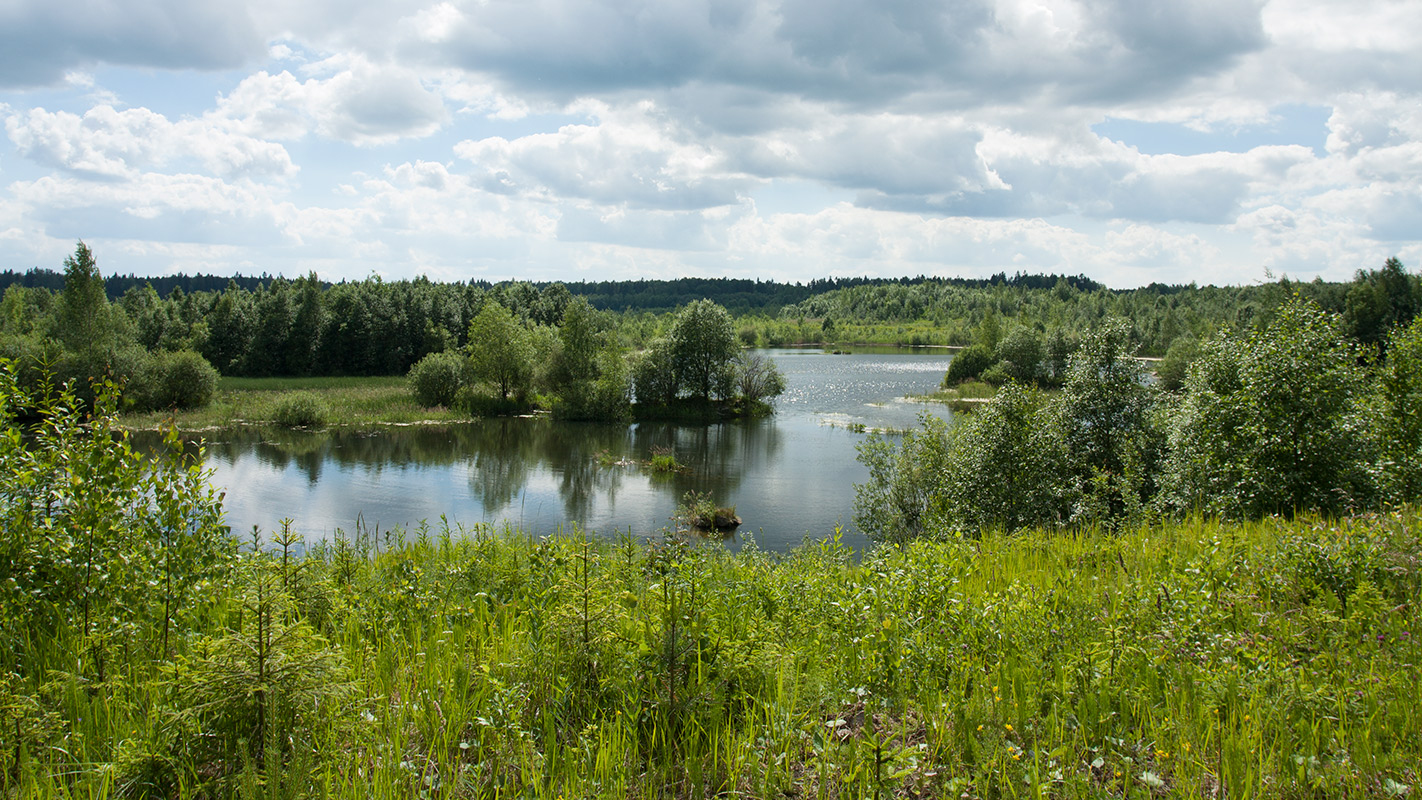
5, 500, 1422, 798
940, 383, 1070, 532
0, 360, 229, 669
731, 350, 786, 407
270, 391, 329, 428
669, 299, 737, 402
1156, 334, 1202, 392
1055, 318, 1161, 525
1344, 257, 1420, 350
943, 343, 993, 385
632, 337, 678, 405
993, 326, 1045, 384
132, 348, 221, 411
467, 302, 534, 401
1378, 316, 1422, 502
406, 349, 467, 408
1166, 298, 1375, 517
854, 414, 952, 542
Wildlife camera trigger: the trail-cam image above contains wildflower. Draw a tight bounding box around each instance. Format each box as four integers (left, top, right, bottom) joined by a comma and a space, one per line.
1183, 742, 1191, 753
976, 724, 983, 731
1005, 724, 1014, 732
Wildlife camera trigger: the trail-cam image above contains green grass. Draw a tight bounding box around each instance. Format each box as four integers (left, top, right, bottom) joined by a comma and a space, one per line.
7, 509, 1421, 798
911, 379, 998, 409
120, 375, 470, 430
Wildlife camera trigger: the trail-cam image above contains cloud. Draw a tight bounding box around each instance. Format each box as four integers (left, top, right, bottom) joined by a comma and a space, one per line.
401, 0, 1267, 111
215, 55, 448, 145
0, 0, 263, 88
5, 105, 297, 180
454, 101, 751, 209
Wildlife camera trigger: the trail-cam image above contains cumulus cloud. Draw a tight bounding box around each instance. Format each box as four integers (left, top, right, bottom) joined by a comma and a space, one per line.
454, 101, 751, 209
5, 106, 296, 180
215, 55, 448, 145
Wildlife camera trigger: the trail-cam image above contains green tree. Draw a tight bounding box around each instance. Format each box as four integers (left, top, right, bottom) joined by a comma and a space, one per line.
1165, 298, 1375, 517
669, 299, 737, 402
55, 240, 115, 354
1054, 318, 1161, 524
854, 414, 952, 543
1378, 316, 1422, 503
407, 350, 467, 408
633, 338, 679, 405
943, 343, 993, 385
994, 326, 1045, 384
732, 350, 787, 407
0, 361, 228, 668
467, 302, 533, 400
1344, 257, 1419, 350
940, 383, 1070, 533
1156, 334, 1202, 392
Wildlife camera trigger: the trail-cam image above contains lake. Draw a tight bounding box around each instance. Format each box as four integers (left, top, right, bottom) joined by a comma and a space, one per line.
184, 348, 955, 552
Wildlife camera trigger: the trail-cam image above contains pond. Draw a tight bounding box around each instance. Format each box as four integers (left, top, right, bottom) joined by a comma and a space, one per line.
179, 348, 955, 552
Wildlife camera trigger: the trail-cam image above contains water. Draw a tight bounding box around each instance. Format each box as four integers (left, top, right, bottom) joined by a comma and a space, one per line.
184, 348, 954, 552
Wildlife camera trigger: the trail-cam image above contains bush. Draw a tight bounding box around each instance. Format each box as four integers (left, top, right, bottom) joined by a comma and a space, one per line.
133, 349, 220, 411
407, 350, 466, 408
1156, 335, 1202, 392
1378, 317, 1422, 503
943, 343, 993, 385
940, 383, 1071, 533
1165, 298, 1375, 518
271, 392, 329, 428
733, 350, 787, 406
993, 327, 1045, 384
854, 413, 952, 542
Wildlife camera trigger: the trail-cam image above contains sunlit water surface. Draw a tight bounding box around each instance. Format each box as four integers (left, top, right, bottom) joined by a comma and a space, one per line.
171, 348, 955, 552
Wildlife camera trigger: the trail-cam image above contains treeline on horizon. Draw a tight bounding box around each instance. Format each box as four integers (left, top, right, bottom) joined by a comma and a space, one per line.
2, 244, 1417, 398
0, 265, 1106, 312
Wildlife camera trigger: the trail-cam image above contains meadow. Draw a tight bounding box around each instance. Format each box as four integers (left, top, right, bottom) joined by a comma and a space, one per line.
6, 510, 1419, 799
118, 376, 468, 431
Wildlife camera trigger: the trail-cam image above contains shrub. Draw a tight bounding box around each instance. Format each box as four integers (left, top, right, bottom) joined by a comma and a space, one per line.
271, 392, 329, 428
943, 343, 993, 385
407, 350, 466, 408
1156, 335, 1202, 392
1165, 298, 1375, 518
993, 327, 1045, 384
854, 413, 952, 542
134, 349, 220, 411
1054, 318, 1162, 524
733, 350, 787, 406
940, 383, 1071, 533
1378, 316, 1422, 503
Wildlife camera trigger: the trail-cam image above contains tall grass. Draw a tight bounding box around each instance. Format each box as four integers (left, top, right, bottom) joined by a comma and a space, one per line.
5, 510, 1420, 798
119, 376, 469, 430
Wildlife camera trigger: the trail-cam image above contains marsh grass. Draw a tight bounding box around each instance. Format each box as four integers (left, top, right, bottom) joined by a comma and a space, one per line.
120, 376, 470, 430
7, 510, 1422, 798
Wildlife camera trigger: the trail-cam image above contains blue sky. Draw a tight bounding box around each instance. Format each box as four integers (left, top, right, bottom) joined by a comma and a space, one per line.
0, 0, 1417, 288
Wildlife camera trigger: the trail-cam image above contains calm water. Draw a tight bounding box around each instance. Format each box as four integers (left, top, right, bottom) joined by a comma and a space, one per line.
186, 348, 954, 552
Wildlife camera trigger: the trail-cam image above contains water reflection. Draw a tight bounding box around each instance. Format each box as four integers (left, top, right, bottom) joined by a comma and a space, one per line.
136, 348, 954, 552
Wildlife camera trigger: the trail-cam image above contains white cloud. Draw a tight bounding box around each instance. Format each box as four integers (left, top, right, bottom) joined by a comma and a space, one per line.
5, 106, 296, 180
215, 55, 447, 145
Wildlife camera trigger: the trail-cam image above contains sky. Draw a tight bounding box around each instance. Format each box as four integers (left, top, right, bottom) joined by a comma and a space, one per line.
0, 0, 1417, 288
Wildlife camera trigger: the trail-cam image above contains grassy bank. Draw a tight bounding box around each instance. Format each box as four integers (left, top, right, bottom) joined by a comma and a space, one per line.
119, 375, 469, 430
7, 510, 1420, 798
